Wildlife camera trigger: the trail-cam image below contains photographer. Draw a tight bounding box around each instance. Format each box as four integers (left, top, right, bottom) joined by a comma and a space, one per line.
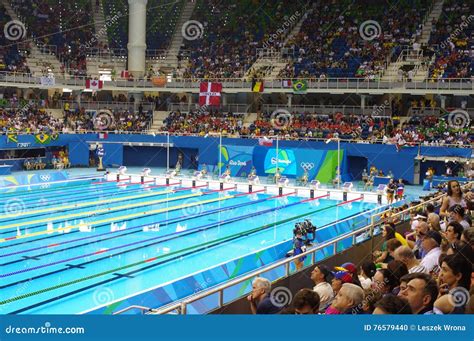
292, 229, 307, 271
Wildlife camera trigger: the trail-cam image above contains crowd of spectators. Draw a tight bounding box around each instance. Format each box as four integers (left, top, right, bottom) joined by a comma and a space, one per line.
180, 0, 302, 79
0, 107, 63, 134
246, 180, 473, 315
428, 0, 473, 80
64, 107, 152, 132
0, 4, 30, 74
0, 105, 153, 134
279, 0, 429, 79
10, 0, 96, 77
160, 109, 473, 146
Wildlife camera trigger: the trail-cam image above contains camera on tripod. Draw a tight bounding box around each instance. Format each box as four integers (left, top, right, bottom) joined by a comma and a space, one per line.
292, 219, 316, 246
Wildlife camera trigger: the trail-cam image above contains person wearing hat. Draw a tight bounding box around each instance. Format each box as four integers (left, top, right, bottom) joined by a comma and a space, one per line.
310, 265, 334, 312
330, 270, 352, 297
420, 230, 442, 274
337, 262, 363, 287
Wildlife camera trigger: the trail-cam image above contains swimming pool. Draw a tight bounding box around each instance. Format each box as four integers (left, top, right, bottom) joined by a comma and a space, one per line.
0, 175, 382, 314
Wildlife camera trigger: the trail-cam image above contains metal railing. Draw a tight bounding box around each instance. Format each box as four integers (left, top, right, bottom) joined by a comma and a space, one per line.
149, 209, 384, 315
58, 101, 155, 112
126, 182, 474, 315
168, 103, 250, 114
0, 71, 472, 92
261, 104, 393, 116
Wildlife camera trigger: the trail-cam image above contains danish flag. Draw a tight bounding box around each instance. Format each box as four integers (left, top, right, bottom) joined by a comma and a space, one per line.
86, 79, 103, 90
199, 82, 222, 106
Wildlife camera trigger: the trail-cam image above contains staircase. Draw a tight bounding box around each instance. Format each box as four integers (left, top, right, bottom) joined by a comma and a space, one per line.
147, 0, 196, 73
149, 111, 170, 132
2, 0, 63, 77
245, 6, 311, 80
91, 0, 109, 47
419, 0, 445, 45
380, 0, 444, 82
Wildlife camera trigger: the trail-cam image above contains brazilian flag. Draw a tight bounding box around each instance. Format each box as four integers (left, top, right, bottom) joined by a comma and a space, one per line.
292, 80, 308, 94
35, 133, 51, 145
7, 133, 18, 143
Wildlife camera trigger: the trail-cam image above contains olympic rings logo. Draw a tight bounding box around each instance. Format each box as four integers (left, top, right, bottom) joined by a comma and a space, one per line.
300, 162, 315, 171
40, 175, 51, 182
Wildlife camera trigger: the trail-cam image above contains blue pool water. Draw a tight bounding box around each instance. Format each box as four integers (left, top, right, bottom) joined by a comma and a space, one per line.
0, 178, 380, 314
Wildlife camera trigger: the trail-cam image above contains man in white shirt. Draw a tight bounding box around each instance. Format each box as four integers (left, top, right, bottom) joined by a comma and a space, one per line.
310, 265, 334, 312
420, 230, 442, 274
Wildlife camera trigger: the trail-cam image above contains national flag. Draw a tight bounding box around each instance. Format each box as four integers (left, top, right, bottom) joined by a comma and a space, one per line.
258, 138, 273, 147
252, 81, 264, 92
292, 80, 308, 94
199, 82, 222, 106
35, 133, 51, 145
121, 70, 129, 78
98, 132, 108, 139
282, 80, 292, 88
86, 79, 103, 90
6, 132, 18, 143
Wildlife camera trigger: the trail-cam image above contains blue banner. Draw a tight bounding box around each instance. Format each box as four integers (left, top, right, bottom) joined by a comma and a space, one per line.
0, 315, 472, 340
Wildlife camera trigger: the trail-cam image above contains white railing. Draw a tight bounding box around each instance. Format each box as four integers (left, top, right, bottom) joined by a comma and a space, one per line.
0, 71, 472, 92
131, 185, 469, 315
58, 101, 155, 112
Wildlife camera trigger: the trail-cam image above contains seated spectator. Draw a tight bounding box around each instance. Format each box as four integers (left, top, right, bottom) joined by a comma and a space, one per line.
448, 205, 471, 230
398, 273, 439, 314
361, 288, 383, 314
420, 230, 442, 274
373, 295, 412, 314
443, 221, 465, 245
394, 246, 427, 273
435, 253, 472, 314
325, 283, 365, 315
246, 277, 282, 314
310, 265, 335, 312
359, 261, 377, 289
331, 270, 353, 296
292, 288, 320, 315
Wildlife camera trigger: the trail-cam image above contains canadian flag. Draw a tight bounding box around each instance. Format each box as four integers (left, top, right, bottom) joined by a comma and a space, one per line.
199, 82, 222, 106
86, 79, 103, 90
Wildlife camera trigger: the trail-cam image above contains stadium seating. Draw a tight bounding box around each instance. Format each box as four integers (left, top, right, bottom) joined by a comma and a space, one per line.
280, 0, 430, 79
428, 0, 473, 79
0, 4, 29, 73
181, 0, 304, 79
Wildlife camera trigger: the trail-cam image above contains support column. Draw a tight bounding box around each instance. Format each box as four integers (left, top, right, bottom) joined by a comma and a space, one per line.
188, 93, 193, 111
360, 94, 366, 109
287, 94, 293, 107
127, 0, 148, 77
440, 95, 446, 109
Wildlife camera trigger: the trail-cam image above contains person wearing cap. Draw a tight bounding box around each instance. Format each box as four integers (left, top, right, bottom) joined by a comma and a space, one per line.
325, 283, 365, 314
337, 262, 362, 287
310, 265, 335, 312
330, 270, 352, 297
420, 230, 442, 274
448, 204, 471, 230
